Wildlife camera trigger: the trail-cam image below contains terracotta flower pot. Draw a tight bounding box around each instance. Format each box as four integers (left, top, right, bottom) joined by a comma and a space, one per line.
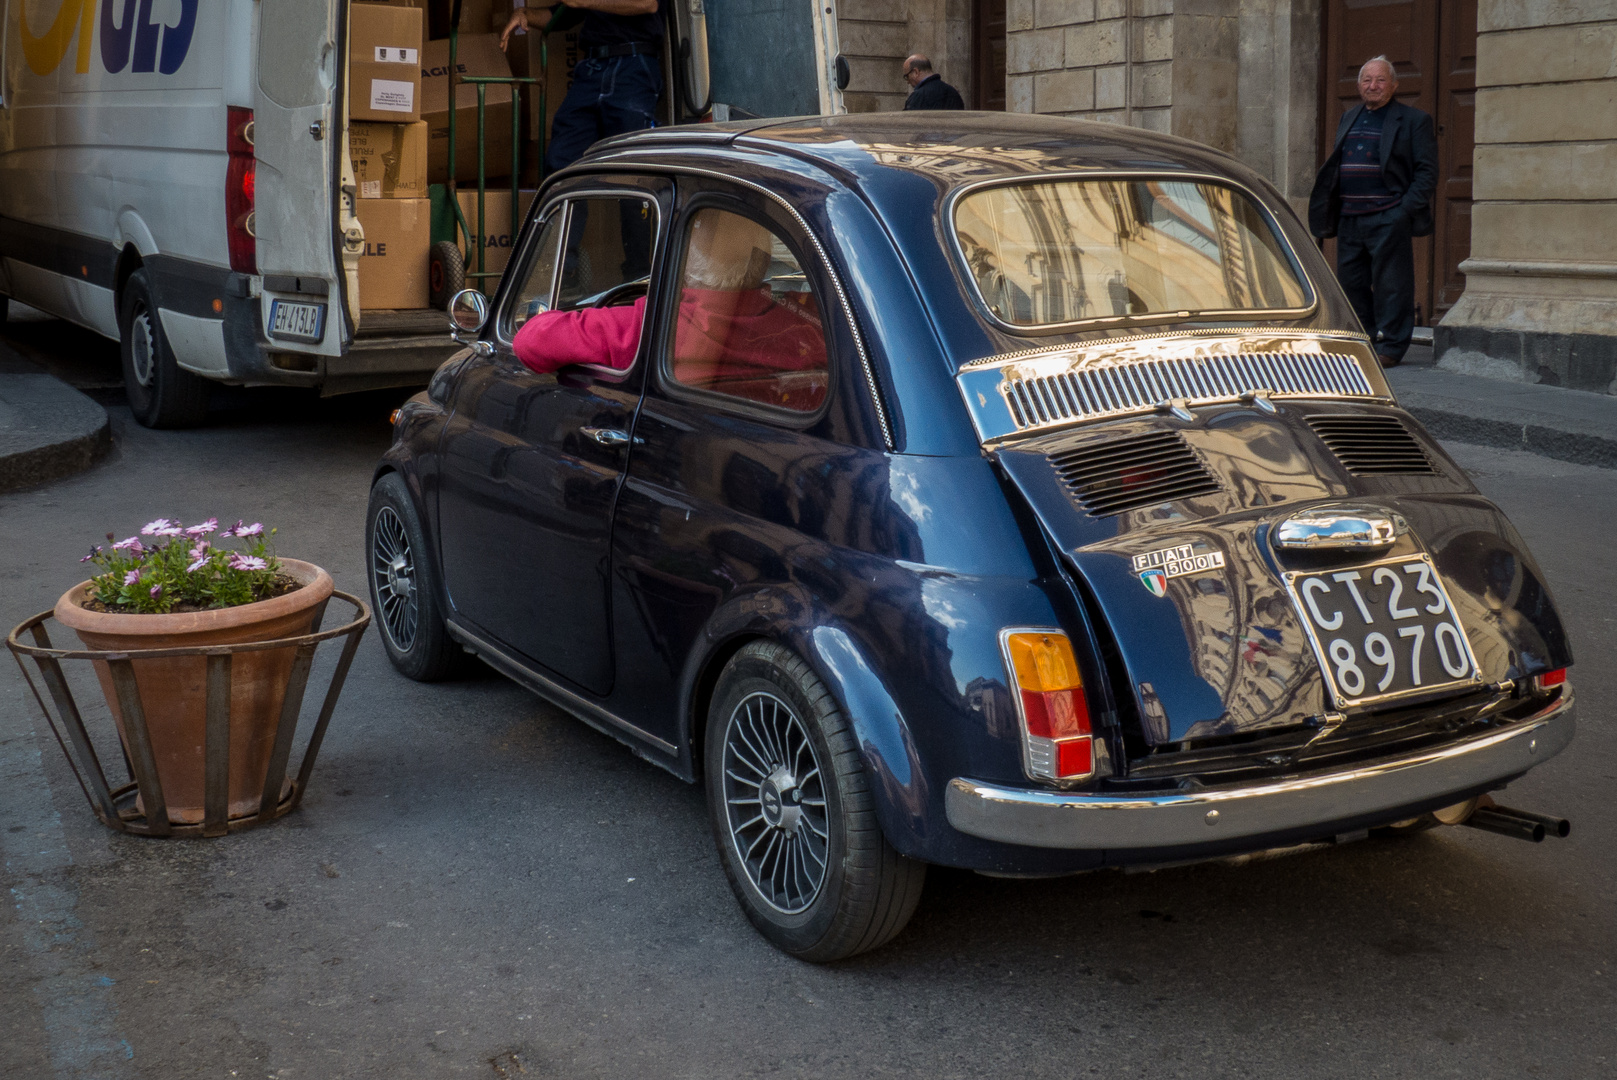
53, 559, 335, 825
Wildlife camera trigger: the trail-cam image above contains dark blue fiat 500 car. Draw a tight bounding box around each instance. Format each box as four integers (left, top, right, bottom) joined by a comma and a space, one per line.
366, 114, 1574, 961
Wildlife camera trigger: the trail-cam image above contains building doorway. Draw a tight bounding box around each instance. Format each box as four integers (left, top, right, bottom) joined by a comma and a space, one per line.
973, 0, 1006, 110
1322, 0, 1477, 324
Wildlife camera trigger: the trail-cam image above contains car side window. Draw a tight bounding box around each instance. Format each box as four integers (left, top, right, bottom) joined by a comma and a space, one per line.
665, 208, 829, 413
509, 210, 564, 333
555, 196, 656, 311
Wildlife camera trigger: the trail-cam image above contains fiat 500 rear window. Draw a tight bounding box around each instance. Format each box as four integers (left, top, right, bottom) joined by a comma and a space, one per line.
952, 178, 1312, 329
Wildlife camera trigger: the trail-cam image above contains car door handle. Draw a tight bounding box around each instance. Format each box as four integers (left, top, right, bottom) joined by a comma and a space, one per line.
582, 426, 632, 447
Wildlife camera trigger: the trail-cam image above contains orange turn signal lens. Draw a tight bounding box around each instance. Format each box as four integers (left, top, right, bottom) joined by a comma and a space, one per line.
1006, 632, 1082, 693
1005, 630, 1093, 781
389, 409, 402, 425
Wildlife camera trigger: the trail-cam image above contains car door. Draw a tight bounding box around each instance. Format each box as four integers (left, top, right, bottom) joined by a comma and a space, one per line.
435, 175, 671, 697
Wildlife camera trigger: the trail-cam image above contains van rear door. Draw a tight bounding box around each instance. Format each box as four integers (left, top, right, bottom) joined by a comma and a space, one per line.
253, 0, 347, 357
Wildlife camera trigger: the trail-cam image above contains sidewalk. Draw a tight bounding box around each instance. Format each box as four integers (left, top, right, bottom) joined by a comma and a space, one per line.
0, 341, 110, 495
1388, 344, 1617, 469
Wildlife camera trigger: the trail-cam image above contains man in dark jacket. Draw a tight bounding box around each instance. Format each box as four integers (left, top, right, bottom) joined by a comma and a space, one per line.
1308, 56, 1437, 367
902, 55, 964, 111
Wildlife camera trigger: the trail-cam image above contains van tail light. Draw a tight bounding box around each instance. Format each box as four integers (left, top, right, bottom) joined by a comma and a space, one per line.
1004, 631, 1093, 782
1532, 668, 1567, 693
226, 107, 256, 274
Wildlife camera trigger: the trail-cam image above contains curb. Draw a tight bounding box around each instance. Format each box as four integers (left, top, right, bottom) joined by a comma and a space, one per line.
1405, 406, 1617, 471
0, 373, 112, 495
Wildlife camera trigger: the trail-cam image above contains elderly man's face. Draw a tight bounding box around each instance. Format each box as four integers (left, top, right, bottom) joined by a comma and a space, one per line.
1358, 61, 1397, 108
902, 62, 924, 87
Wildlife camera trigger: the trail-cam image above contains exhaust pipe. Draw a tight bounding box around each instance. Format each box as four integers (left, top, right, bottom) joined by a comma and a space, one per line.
1458, 801, 1571, 843
1484, 804, 1572, 839
1463, 807, 1546, 842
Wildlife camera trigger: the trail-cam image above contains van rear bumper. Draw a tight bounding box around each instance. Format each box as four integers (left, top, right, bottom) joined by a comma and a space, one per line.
945, 690, 1575, 851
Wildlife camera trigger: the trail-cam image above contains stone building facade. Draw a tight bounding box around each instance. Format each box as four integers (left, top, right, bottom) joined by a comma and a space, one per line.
1436, 3, 1617, 393
833, 0, 1616, 393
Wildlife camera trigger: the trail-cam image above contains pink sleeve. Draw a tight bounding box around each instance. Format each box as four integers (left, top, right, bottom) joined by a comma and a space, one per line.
512, 296, 648, 374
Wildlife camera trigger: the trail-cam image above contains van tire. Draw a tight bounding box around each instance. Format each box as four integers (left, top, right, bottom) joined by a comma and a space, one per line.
429, 241, 465, 310
120, 270, 210, 428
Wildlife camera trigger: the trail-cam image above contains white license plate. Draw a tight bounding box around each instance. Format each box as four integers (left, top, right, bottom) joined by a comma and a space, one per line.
1285, 554, 1481, 709
268, 299, 326, 342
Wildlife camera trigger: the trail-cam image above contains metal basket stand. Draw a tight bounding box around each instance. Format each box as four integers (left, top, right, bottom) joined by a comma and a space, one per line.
6, 591, 371, 838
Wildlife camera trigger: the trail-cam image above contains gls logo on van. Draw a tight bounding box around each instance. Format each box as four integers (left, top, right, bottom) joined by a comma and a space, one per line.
21, 0, 199, 77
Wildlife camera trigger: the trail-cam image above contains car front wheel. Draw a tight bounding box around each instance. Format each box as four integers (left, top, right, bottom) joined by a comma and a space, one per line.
705, 641, 926, 961
367, 472, 466, 681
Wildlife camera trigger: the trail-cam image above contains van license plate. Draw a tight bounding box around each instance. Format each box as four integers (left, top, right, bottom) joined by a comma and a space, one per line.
268, 300, 326, 342
1284, 554, 1481, 709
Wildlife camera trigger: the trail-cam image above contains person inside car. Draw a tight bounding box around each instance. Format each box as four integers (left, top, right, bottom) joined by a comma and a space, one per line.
512, 210, 825, 395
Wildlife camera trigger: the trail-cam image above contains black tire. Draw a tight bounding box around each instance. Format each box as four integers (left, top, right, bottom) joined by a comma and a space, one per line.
119, 268, 210, 428
0, 295, 9, 324
367, 472, 467, 681
705, 641, 926, 962
428, 240, 466, 310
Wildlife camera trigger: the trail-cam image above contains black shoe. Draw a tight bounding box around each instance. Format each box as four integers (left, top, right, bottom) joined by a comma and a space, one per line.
1378, 353, 1401, 369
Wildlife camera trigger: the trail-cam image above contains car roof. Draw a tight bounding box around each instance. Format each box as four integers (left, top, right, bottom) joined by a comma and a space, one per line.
585, 111, 1258, 193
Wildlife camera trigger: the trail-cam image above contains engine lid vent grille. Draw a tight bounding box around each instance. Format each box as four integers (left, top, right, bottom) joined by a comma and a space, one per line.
1050, 431, 1221, 516
1306, 414, 1437, 475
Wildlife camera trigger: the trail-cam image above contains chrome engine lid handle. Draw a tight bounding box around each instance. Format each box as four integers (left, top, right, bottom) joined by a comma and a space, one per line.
1274, 506, 1408, 550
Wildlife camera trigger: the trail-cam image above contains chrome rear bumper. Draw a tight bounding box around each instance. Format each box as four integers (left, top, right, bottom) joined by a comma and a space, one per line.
946, 691, 1575, 851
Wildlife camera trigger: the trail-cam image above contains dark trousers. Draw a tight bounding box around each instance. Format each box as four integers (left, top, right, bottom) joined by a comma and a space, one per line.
1335, 207, 1415, 363
546, 55, 661, 282
545, 54, 662, 173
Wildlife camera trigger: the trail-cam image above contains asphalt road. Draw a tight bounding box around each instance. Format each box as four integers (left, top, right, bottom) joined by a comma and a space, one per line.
2, 388, 1612, 1079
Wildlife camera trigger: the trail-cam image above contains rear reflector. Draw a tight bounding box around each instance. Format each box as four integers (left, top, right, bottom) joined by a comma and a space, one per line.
1003, 631, 1093, 783
1533, 668, 1567, 692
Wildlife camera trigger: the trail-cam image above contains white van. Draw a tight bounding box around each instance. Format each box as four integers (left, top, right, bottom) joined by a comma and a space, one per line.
0, 0, 454, 427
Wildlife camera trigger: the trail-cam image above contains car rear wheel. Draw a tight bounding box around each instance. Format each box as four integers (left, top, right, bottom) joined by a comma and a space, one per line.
705, 641, 926, 961
119, 269, 210, 428
367, 472, 467, 681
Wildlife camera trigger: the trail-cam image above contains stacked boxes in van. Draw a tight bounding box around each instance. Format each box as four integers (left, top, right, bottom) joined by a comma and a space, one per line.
351, 3, 430, 309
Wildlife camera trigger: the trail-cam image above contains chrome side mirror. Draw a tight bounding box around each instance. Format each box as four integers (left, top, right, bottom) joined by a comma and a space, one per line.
448, 288, 489, 335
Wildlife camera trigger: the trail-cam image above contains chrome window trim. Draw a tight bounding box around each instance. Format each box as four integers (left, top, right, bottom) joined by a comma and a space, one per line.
943, 170, 1320, 336
945, 689, 1575, 851
574, 153, 895, 450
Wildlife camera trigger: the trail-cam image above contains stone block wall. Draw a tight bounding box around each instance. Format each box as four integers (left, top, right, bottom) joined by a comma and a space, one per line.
1002, 1, 1319, 206
1436, 1, 1617, 392
838, 0, 974, 113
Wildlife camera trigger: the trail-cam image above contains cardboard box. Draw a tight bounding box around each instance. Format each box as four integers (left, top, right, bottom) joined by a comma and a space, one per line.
358, 198, 431, 309
422, 34, 515, 183
351, 120, 429, 199
350, 4, 424, 122
456, 188, 537, 280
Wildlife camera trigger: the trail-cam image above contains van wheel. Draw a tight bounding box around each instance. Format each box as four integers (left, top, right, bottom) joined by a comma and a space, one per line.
120, 269, 209, 428
705, 641, 926, 962
428, 241, 465, 310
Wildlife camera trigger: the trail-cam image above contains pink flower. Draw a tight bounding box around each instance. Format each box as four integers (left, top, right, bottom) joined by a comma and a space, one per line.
81, 546, 102, 563
188, 541, 210, 560
140, 518, 182, 537
233, 522, 265, 538
187, 558, 209, 573
112, 536, 145, 554
123, 569, 141, 586
149, 584, 163, 599
229, 555, 268, 572
184, 518, 219, 538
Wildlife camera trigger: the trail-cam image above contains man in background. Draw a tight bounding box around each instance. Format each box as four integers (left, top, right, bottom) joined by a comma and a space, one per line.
1308, 55, 1437, 368
901, 55, 964, 111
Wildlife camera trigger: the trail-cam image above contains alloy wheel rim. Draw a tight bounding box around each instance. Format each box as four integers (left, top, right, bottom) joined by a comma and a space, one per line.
130, 306, 156, 388
721, 691, 829, 914
371, 506, 419, 652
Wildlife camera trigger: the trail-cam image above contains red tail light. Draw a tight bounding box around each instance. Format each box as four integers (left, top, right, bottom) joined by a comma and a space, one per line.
1004, 631, 1093, 783
1533, 668, 1567, 693
226, 107, 256, 274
